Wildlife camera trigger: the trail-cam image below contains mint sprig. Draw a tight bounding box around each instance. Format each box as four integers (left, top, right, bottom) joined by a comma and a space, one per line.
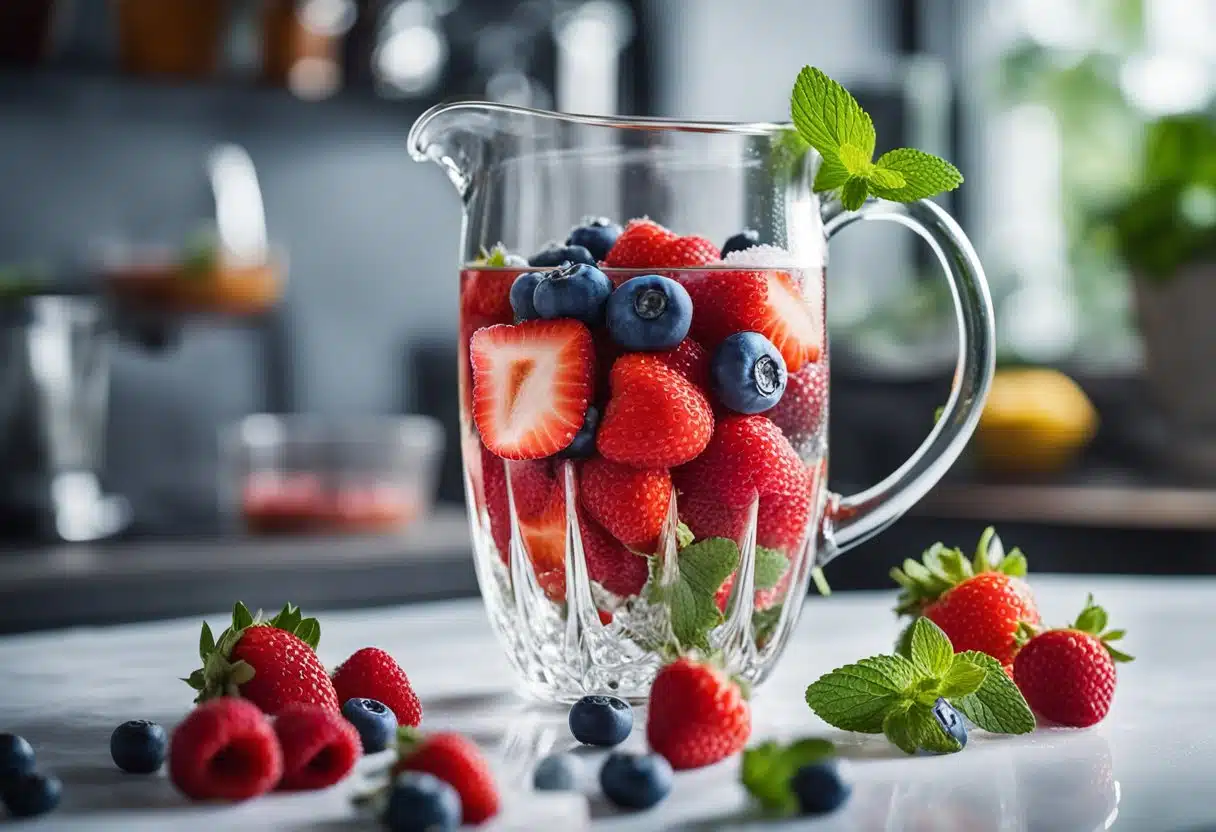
792, 66, 963, 210
741, 738, 836, 814
754, 546, 789, 591
656, 537, 740, 650
806, 618, 1034, 754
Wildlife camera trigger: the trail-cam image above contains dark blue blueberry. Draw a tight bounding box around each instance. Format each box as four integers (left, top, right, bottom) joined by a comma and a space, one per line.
711, 331, 788, 414
931, 697, 968, 749
533, 262, 613, 325
528, 245, 596, 268
110, 720, 166, 774
567, 217, 623, 262
599, 752, 672, 810
532, 753, 581, 791
721, 228, 762, 257
342, 697, 398, 754
0, 733, 35, 783
383, 771, 461, 831
790, 759, 851, 816
569, 694, 633, 747
1, 773, 61, 819
510, 271, 547, 321
558, 406, 599, 459
606, 275, 693, 351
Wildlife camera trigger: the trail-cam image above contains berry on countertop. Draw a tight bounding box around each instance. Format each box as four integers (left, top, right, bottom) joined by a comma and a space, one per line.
721, 229, 762, 257
790, 759, 851, 816
711, 331, 788, 414
110, 720, 167, 774
568, 694, 633, 747
767, 360, 828, 443
558, 405, 599, 458
580, 514, 650, 597
528, 244, 596, 268
606, 274, 693, 351
470, 319, 594, 460
0, 733, 35, 782
184, 601, 338, 716
332, 647, 423, 729
342, 698, 398, 754
384, 771, 462, 832
597, 353, 713, 468
647, 657, 751, 770
394, 730, 499, 825
567, 217, 623, 262
599, 752, 673, 810
891, 527, 1040, 666
273, 702, 361, 791
1, 772, 61, 819
601, 218, 677, 269
1013, 594, 1133, 728
654, 234, 721, 268
930, 698, 967, 750
168, 697, 283, 801
533, 753, 581, 791
580, 457, 671, 553
533, 262, 614, 325
509, 272, 546, 321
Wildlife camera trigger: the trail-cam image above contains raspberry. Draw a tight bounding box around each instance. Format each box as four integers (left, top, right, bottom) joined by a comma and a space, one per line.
273, 703, 361, 791
169, 698, 282, 801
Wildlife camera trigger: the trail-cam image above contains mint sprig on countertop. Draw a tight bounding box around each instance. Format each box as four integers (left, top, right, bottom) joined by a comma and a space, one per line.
741, 737, 836, 814
792, 66, 963, 210
805, 617, 1034, 755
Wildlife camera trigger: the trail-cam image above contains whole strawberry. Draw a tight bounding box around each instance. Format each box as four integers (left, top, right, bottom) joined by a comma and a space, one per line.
332, 647, 423, 728
580, 457, 672, 553
185, 602, 338, 715
393, 730, 499, 824
647, 657, 751, 771
1013, 595, 1132, 727
598, 353, 714, 468
892, 528, 1040, 666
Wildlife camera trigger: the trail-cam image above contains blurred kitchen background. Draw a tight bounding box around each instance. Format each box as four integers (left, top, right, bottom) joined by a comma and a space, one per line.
1, 0, 1214, 632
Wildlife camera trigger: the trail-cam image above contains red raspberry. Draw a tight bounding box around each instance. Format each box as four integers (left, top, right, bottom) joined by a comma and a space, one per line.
331, 647, 423, 728
580, 457, 672, 553
273, 703, 361, 791
169, 698, 282, 801
597, 354, 714, 468
602, 218, 677, 268
393, 732, 500, 824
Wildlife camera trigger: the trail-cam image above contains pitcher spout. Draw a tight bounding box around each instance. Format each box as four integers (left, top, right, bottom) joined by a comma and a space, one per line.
408, 100, 502, 198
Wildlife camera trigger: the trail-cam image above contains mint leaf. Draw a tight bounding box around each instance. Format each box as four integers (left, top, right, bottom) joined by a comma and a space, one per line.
790, 66, 875, 162
805, 654, 919, 733
668, 538, 740, 650
914, 703, 963, 754
741, 738, 836, 814
813, 154, 850, 191
908, 617, 954, 678
840, 177, 870, 210
869, 148, 963, 202
838, 143, 872, 176
753, 605, 783, 647
950, 651, 1035, 734
882, 702, 918, 754
938, 657, 986, 699
754, 547, 789, 591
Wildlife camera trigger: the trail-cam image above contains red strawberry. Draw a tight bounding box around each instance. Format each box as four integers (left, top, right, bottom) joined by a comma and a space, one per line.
674, 415, 810, 509
714, 566, 792, 613
1013, 595, 1132, 727
273, 703, 361, 791
186, 602, 339, 716
460, 269, 516, 322
471, 319, 594, 460
892, 528, 1041, 666
602, 218, 677, 268
394, 731, 500, 824
580, 513, 650, 597
508, 459, 562, 521
647, 658, 751, 770
331, 647, 423, 728
580, 457, 671, 553
632, 338, 710, 391
480, 444, 511, 560
598, 354, 714, 468
767, 360, 828, 442
536, 569, 567, 601
678, 487, 810, 553
169, 698, 282, 801
654, 235, 721, 268
480, 447, 569, 598
684, 269, 823, 371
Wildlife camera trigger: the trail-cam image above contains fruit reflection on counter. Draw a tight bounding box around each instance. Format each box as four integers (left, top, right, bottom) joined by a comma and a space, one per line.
973, 367, 1098, 476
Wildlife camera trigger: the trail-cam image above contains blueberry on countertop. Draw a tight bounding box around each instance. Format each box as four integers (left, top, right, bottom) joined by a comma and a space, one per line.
931, 697, 968, 750
383, 771, 461, 831
532, 753, 581, 791
533, 262, 613, 325
342, 698, 398, 754
721, 229, 761, 257
599, 752, 672, 810
711, 331, 787, 414
790, 758, 851, 816
1, 772, 62, 819
110, 720, 167, 774
569, 694, 633, 747
528, 245, 597, 268
0, 733, 34, 783
567, 218, 623, 262
606, 274, 692, 351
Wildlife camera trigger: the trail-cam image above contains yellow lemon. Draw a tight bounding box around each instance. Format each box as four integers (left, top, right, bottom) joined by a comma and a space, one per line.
974, 368, 1098, 475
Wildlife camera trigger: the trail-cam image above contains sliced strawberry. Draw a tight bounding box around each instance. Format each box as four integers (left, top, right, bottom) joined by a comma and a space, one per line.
602, 219, 677, 268
480, 446, 569, 578
684, 269, 823, 372
471, 320, 594, 460
597, 354, 714, 468
580, 457, 672, 553
580, 513, 649, 597
654, 235, 720, 268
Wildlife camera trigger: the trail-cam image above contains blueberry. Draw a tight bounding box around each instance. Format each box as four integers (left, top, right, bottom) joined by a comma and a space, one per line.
931, 697, 968, 749
606, 275, 693, 351
567, 217, 623, 262
558, 406, 599, 459
533, 753, 581, 791
510, 272, 547, 321
791, 759, 850, 816
383, 771, 461, 831
711, 331, 788, 414
721, 229, 761, 257
110, 720, 167, 774
533, 262, 613, 325
1, 772, 61, 819
528, 245, 597, 268
599, 751, 672, 810
342, 698, 398, 754
0, 734, 34, 784
569, 694, 633, 746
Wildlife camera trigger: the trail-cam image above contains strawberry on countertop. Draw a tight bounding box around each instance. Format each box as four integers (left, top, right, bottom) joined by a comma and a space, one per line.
394, 730, 500, 825
647, 657, 751, 770
332, 647, 423, 728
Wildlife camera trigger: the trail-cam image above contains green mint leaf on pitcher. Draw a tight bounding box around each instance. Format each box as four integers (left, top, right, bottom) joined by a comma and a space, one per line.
791, 66, 963, 211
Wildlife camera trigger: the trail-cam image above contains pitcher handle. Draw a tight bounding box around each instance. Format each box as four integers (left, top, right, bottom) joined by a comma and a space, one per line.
817, 197, 995, 564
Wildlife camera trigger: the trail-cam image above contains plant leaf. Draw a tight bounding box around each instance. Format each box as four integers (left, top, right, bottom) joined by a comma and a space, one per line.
790, 66, 876, 160
232, 602, 254, 631
915, 702, 963, 754
950, 651, 1035, 734
754, 547, 790, 591
740, 738, 836, 814
295, 618, 321, 650
199, 622, 215, 661
938, 657, 986, 699
908, 617, 954, 678
840, 176, 870, 210
882, 701, 919, 754
813, 153, 851, 191
805, 654, 919, 733
869, 147, 963, 202
669, 538, 740, 650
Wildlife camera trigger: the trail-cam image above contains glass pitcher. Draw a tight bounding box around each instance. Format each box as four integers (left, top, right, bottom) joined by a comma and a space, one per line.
409, 102, 994, 703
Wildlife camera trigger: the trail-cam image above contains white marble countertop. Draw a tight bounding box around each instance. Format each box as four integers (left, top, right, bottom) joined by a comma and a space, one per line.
0, 574, 1211, 831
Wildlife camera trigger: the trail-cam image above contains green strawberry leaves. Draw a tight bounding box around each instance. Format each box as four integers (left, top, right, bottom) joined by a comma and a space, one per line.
740, 738, 836, 814
891, 527, 1028, 615
1020, 594, 1135, 664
